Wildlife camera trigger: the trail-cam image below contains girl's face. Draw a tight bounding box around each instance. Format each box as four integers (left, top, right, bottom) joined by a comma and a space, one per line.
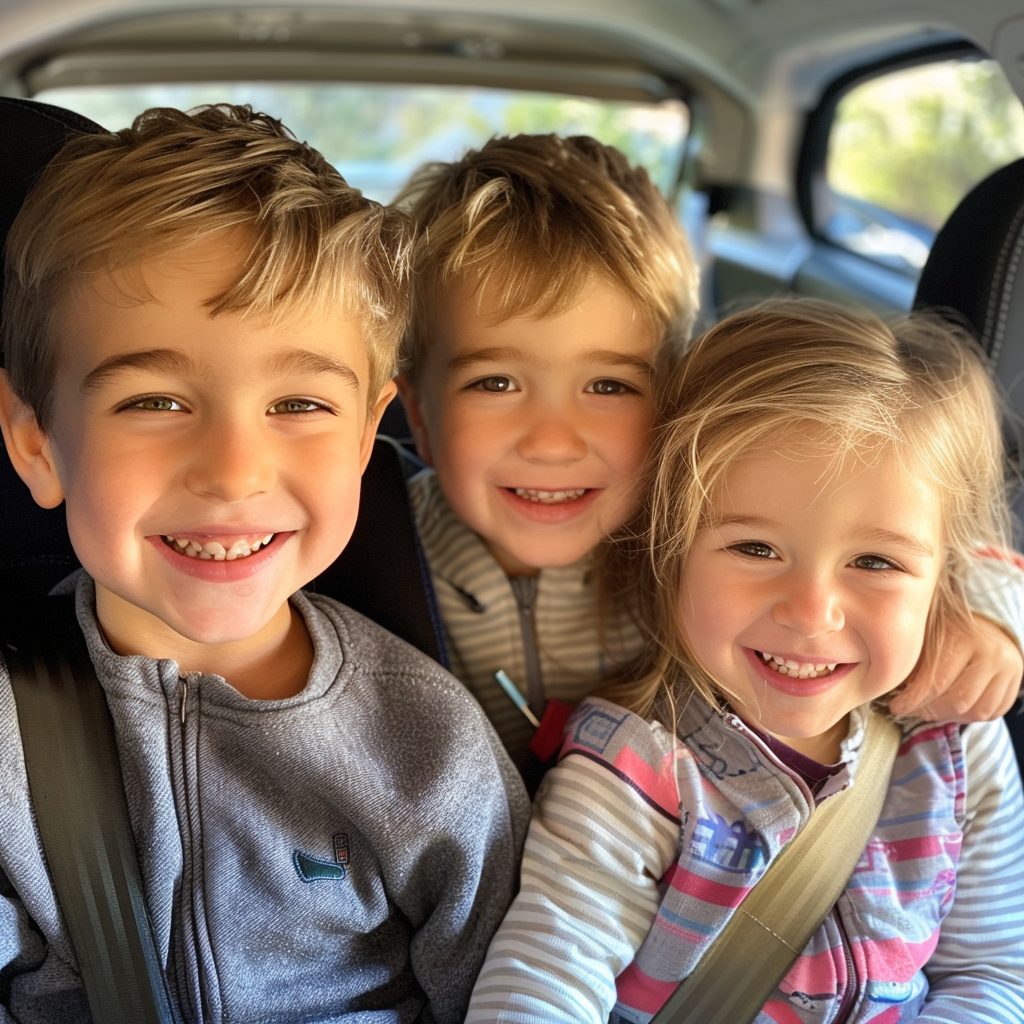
678, 443, 943, 763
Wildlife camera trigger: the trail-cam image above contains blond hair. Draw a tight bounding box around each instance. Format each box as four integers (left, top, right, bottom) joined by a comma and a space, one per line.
2, 104, 412, 428
396, 133, 698, 378
602, 298, 1010, 718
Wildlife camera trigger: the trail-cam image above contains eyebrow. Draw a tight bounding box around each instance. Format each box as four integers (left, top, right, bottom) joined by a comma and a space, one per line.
447, 346, 652, 374
81, 347, 361, 395
267, 349, 361, 391
81, 349, 196, 395
711, 515, 935, 558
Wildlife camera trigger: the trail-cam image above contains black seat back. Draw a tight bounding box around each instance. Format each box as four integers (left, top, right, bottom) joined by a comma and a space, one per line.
0, 97, 446, 667
914, 158, 1024, 774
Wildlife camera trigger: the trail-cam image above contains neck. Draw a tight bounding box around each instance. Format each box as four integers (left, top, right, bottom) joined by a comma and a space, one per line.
94, 589, 314, 700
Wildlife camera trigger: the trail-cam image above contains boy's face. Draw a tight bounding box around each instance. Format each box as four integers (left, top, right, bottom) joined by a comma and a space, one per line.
0, 233, 393, 658
399, 275, 657, 576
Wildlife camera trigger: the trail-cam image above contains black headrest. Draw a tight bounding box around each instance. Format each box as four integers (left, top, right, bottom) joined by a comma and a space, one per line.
914, 157, 1024, 403
0, 98, 108, 330
0, 99, 107, 590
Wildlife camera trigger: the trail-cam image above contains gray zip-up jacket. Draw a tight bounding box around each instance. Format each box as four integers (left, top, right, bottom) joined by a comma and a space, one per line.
0, 574, 530, 1024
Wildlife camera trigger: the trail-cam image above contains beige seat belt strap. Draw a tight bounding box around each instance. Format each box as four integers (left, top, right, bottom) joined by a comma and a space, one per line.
650, 710, 902, 1024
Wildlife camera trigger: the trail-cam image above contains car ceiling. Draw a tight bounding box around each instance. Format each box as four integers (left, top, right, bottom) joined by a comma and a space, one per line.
0, 0, 1022, 187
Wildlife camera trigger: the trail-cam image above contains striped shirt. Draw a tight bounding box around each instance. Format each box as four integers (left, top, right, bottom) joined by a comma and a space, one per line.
468, 697, 1024, 1023
409, 469, 643, 769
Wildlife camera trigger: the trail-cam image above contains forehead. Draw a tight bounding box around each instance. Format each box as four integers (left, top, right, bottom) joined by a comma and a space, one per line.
711, 441, 941, 537
58, 234, 370, 380
429, 273, 657, 365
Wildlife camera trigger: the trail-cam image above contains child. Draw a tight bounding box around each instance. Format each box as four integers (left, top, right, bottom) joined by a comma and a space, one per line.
0, 104, 528, 1024
467, 299, 1024, 1023
395, 133, 1024, 773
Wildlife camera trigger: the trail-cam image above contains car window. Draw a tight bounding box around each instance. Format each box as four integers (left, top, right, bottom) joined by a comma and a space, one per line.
35, 82, 689, 203
820, 56, 1024, 277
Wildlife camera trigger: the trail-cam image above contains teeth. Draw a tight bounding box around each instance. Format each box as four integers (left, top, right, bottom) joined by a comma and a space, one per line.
759, 652, 839, 679
164, 534, 275, 561
513, 488, 587, 504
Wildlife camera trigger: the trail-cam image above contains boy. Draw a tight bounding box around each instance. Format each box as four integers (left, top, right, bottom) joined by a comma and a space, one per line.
395, 133, 1024, 772
0, 104, 528, 1023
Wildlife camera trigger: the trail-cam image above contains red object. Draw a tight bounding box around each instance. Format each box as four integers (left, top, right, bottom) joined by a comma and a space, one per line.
529, 699, 575, 763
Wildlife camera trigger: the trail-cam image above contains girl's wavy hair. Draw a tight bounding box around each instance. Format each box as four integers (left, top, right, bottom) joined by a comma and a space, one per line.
600, 297, 1011, 718
396, 132, 698, 379
2, 104, 412, 428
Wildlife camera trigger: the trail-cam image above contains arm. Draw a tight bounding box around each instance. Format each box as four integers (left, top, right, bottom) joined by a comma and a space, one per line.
466, 750, 680, 1024
392, 713, 532, 1024
891, 553, 1024, 720
913, 718, 1024, 1022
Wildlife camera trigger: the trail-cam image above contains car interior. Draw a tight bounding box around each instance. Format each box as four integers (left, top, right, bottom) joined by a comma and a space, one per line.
1, 1, 1022, 1018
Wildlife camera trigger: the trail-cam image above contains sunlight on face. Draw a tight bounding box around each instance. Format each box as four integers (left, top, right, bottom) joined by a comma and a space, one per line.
37, 232, 392, 666
401, 275, 657, 576
679, 444, 943, 762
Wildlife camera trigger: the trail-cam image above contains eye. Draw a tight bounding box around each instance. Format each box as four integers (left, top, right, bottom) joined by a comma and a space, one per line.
470, 375, 518, 393
729, 541, 777, 559
585, 379, 638, 396
851, 554, 902, 571
123, 395, 184, 413
268, 398, 333, 415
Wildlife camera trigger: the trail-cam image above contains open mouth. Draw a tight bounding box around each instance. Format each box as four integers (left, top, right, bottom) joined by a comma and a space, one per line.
757, 651, 839, 680
510, 487, 588, 505
162, 534, 275, 561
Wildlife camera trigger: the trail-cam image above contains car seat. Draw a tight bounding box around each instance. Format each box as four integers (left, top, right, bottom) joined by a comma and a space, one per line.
0, 96, 447, 667
913, 157, 1024, 774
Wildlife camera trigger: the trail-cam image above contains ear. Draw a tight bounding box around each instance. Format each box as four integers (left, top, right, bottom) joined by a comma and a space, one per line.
0, 372, 65, 509
359, 378, 399, 475
395, 373, 434, 466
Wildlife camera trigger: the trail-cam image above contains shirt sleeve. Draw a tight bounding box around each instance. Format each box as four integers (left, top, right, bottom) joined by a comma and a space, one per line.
915, 718, 1024, 1022
466, 744, 680, 1024
963, 550, 1024, 664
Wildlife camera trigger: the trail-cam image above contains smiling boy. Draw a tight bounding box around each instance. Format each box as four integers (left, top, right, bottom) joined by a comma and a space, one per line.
0, 104, 527, 1024
396, 133, 1024, 773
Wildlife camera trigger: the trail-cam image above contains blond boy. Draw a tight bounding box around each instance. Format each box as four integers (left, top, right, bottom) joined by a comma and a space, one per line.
0, 103, 527, 1023
396, 133, 1024, 772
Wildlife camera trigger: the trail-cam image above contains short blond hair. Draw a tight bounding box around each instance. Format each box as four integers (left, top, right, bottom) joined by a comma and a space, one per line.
397, 133, 698, 378
602, 298, 1010, 717
2, 104, 412, 428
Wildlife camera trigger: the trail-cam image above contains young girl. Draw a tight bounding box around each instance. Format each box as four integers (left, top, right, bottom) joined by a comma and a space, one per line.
466, 299, 1024, 1023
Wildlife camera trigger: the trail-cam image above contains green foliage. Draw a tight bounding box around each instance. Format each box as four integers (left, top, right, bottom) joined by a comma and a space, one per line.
828, 59, 1024, 230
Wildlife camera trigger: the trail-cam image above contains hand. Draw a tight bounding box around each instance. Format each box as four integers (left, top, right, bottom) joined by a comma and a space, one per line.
891, 613, 1024, 722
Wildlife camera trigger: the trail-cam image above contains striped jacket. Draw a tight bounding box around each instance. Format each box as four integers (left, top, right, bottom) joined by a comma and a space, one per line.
468, 696, 1024, 1024
408, 469, 642, 770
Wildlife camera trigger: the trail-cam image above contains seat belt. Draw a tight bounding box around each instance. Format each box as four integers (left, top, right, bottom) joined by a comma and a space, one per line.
4, 594, 174, 1024
650, 709, 901, 1024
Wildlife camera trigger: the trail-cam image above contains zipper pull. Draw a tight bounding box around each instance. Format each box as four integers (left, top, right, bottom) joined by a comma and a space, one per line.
180, 679, 188, 725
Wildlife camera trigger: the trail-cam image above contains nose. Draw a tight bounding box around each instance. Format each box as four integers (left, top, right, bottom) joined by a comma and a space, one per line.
184, 418, 276, 502
515, 405, 588, 464
772, 570, 845, 638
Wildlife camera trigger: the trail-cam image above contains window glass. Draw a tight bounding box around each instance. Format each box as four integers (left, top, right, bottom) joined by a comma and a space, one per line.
35, 83, 688, 203
824, 58, 1024, 275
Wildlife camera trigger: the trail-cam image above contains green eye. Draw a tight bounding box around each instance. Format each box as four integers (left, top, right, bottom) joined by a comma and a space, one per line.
269, 399, 323, 414
132, 396, 181, 412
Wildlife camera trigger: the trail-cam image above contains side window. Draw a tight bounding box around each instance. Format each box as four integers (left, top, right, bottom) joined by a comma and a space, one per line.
819, 56, 1024, 276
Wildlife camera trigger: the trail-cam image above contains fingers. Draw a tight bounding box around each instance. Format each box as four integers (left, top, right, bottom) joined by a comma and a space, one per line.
890, 614, 1023, 723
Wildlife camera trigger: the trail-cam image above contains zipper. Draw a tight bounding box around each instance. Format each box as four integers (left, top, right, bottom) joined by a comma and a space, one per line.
831, 904, 860, 1024
509, 575, 545, 715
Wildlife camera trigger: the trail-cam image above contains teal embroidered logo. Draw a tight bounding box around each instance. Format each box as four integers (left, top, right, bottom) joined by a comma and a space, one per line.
294, 832, 349, 883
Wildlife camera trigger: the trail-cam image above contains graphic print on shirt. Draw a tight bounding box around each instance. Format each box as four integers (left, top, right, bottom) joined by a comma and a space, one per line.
294, 832, 350, 882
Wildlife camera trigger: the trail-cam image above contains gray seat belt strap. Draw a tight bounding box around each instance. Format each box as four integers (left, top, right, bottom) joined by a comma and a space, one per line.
651, 710, 901, 1024
5, 596, 174, 1024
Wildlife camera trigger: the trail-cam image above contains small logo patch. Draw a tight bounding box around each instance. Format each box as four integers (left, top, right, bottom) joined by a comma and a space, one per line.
294, 832, 349, 883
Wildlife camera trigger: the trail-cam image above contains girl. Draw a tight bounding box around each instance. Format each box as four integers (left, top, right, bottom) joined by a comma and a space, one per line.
466, 299, 1024, 1023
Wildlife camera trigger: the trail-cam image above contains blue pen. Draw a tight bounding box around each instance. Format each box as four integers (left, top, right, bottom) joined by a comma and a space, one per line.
494, 670, 540, 727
